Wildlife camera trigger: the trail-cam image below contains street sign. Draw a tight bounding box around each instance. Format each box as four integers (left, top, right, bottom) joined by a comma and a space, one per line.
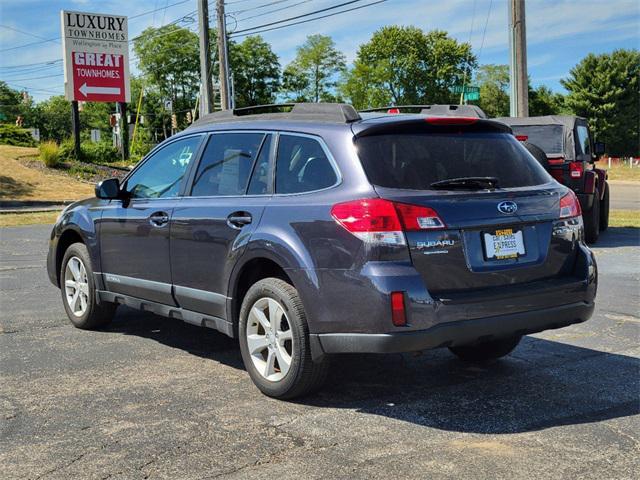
61, 10, 130, 103
451, 85, 480, 94
464, 91, 480, 101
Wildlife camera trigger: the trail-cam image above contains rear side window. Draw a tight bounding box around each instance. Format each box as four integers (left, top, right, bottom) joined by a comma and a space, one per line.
576, 125, 591, 155
191, 133, 264, 196
356, 132, 550, 190
275, 135, 337, 194
510, 125, 564, 154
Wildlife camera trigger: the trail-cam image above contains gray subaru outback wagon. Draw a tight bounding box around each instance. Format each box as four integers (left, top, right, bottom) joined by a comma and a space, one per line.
47, 103, 597, 398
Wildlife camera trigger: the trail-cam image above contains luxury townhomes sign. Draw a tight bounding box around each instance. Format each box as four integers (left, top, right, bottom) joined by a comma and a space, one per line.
61, 10, 130, 103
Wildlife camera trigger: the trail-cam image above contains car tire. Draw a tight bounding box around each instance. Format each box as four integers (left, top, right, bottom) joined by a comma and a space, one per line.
599, 182, 610, 231
449, 335, 522, 362
584, 188, 600, 243
239, 277, 330, 399
522, 141, 549, 170
60, 242, 117, 329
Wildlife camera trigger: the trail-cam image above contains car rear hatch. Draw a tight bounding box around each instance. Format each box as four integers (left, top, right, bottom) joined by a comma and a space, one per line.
352, 117, 581, 295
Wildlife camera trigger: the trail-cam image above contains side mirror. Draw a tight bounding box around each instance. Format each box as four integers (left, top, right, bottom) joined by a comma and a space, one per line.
95, 178, 121, 199
594, 141, 606, 156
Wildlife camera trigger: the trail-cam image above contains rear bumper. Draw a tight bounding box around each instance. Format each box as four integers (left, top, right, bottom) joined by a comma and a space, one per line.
311, 301, 594, 355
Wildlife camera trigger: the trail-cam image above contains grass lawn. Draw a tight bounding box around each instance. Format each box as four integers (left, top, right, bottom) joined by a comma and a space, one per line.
0, 210, 60, 227
596, 163, 640, 182
609, 209, 640, 228
0, 145, 94, 202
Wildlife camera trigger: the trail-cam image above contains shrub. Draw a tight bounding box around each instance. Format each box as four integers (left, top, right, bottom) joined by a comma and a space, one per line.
81, 141, 119, 164
58, 137, 75, 161
0, 123, 36, 147
39, 141, 60, 167
58, 138, 119, 164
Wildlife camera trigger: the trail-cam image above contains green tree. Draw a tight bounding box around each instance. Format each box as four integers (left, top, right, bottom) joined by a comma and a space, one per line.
230, 36, 280, 107
0, 82, 24, 123
283, 34, 346, 102
475, 64, 510, 117
529, 85, 567, 116
342, 27, 476, 109
561, 49, 640, 156
31, 96, 71, 142
133, 25, 200, 134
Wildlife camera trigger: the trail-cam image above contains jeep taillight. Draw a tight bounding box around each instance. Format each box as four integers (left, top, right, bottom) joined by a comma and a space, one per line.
569, 161, 583, 178
331, 199, 445, 246
559, 191, 582, 219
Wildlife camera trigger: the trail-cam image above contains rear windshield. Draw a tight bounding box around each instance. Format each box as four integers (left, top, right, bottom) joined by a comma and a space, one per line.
356, 132, 551, 190
509, 124, 564, 154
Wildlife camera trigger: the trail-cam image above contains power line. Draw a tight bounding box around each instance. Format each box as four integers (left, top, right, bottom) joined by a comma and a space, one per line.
476, 0, 494, 63
234, 0, 313, 23
0, 1, 194, 53
0, 25, 59, 42
228, 0, 292, 16
231, 0, 367, 35
0, 60, 62, 69
231, 0, 389, 38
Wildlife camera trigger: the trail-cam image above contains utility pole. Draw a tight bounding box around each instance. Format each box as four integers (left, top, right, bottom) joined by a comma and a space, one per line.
216, 0, 231, 110
198, 0, 214, 116
71, 100, 81, 159
509, 0, 529, 117
119, 102, 129, 161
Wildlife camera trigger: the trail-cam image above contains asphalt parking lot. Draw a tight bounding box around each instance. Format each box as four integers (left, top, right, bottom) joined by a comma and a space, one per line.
1, 224, 639, 480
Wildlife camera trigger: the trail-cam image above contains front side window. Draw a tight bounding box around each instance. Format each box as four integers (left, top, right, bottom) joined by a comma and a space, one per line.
191, 133, 265, 196
125, 135, 202, 199
576, 125, 591, 156
275, 135, 337, 194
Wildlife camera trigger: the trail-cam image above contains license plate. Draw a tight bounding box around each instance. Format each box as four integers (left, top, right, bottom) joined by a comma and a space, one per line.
483, 228, 525, 260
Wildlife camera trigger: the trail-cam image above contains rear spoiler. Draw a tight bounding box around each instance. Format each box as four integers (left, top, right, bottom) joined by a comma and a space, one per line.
353, 117, 513, 137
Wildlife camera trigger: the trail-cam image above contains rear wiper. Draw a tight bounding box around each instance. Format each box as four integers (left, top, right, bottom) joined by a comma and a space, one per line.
430, 177, 499, 190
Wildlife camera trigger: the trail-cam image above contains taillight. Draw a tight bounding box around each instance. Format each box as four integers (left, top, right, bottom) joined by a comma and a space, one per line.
547, 157, 565, 165
391, 291, 407, 326
387, 108, 400, 114
424, 116, 478, 125
330, 199, 445, 245
559, 191, 582, 219
569, 161, 583, 178
515, 135, 528, 141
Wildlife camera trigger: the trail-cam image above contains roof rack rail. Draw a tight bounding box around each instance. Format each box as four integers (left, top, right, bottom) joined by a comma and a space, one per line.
360, 104, 487, 119
191, 102, 361, 127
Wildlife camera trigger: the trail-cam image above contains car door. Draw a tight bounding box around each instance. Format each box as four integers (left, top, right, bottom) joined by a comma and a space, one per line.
99, 134, 204, 305
169, 131, 272, 318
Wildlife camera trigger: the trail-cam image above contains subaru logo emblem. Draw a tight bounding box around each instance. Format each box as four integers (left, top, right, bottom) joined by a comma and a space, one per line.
497, 201, 518, 214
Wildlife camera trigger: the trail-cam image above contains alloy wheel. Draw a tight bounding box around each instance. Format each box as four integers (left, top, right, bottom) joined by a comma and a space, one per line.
246, 297, 294, 382
64, 256, 89, 317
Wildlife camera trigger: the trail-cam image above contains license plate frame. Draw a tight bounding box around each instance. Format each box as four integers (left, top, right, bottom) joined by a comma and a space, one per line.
483, 228, 526, 260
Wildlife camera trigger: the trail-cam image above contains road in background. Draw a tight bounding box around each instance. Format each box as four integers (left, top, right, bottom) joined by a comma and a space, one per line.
1, 225, 638, 479
610, 181, 639, 210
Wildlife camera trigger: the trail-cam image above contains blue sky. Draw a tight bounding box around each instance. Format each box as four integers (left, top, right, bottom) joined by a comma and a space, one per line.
1, 0, 638, 101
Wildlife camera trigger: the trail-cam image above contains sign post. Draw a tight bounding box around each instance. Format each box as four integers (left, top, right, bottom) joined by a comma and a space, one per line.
61, 10, 130, 158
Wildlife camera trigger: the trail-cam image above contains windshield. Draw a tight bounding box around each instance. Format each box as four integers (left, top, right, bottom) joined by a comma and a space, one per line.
356, 132, 551, 190
510, 124, 564, 155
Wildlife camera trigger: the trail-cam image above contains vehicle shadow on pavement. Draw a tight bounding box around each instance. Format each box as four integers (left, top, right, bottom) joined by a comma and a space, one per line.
105, 309, 639, 435
305, 337, 640, 434
597, 227, 640, 248
106, 307, 245, 370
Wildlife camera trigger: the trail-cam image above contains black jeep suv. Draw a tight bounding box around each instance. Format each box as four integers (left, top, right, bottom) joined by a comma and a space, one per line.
47, 103, 597, 399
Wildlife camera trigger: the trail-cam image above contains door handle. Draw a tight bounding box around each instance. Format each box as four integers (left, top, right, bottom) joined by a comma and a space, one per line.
227, 211, 252, 229
149, 211, 170, 227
